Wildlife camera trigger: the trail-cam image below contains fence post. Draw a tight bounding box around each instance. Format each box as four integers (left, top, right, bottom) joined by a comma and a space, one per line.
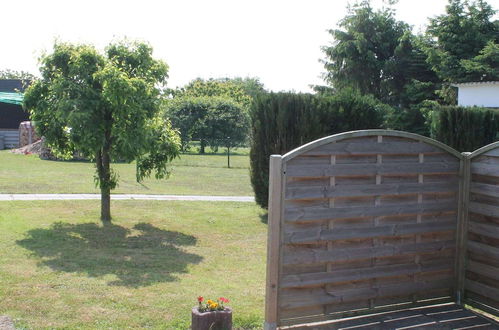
456, 152, 471, 304
264, 155, 283, 330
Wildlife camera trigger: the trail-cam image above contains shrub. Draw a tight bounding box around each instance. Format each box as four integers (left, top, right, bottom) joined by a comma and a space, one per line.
250, 89, 388, 208
426, 104, 499, 152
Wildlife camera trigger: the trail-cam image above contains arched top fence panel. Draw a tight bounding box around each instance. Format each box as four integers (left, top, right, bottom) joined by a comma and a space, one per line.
282, 130, 464, 162
265, 130, 464, 329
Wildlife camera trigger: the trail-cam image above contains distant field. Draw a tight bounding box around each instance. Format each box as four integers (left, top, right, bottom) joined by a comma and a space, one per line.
0, 147, 252, 196
0, 200, 266, 329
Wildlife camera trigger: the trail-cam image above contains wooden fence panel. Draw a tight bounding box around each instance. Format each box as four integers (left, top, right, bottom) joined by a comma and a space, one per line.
265, 130, 464, 329
465, 142, 499, 315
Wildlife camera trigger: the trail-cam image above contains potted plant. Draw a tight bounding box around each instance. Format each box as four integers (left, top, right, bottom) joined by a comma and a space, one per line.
192, 296, 232, 330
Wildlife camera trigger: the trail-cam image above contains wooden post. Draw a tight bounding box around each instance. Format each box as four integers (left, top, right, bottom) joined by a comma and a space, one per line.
264, 155, 283, 330
456, 152, 471, 304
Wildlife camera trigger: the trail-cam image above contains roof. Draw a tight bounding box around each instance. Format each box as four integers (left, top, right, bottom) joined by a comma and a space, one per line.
0, 79, 26, 92
451, 81, 499, 87
0, 92, 23, 105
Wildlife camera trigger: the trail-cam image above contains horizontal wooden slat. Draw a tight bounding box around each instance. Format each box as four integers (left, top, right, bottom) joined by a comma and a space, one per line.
283, 240, 455, 266
470, 182, 499, 199
301, 142, 441, 156
285, 201, 457, 223
281, 261, 453, 289
468, 241, 499, 261
280, 279, 452, 310
471, 162, 499, 177
468, 221, 499, 239
483, 149, 499, 157
467, 260, 499, 281
286, 220, 455, 244
469, 202, 499, 218
286, 162, 459, 177
286, 181, 458, 200
465, 280, 499, 302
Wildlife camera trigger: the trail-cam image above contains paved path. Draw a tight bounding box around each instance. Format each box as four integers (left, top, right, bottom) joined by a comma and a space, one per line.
0, 194, 255, 202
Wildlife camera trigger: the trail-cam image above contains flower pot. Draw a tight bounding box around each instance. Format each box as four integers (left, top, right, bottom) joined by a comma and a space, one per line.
191, 307, 232, 330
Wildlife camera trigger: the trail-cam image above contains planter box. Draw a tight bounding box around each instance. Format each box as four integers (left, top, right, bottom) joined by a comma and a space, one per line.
191, 307, 232, 330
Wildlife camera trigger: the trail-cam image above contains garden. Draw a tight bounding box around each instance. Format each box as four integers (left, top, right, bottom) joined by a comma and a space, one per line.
1, 0, 498, 329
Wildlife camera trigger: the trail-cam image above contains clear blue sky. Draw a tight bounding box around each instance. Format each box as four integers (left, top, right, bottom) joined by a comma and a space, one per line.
1, 0, 495, 92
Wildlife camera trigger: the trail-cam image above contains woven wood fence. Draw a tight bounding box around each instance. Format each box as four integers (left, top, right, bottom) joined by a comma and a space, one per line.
264, 130, 499, 329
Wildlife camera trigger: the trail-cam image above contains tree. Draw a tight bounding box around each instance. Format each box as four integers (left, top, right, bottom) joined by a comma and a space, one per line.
322, 0, 410, 102
425, 0, 498, 83
0, 69, 37, 90
165, 96, 248, 166
24, 41, 181, 223
204, 98, 249, 167
168, 78, 253, 154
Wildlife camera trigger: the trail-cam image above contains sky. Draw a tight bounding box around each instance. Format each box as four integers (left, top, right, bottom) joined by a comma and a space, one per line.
1, 0, 497, 92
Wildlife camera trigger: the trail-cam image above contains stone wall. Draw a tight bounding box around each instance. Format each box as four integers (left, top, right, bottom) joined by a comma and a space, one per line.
18, 121, 39, 147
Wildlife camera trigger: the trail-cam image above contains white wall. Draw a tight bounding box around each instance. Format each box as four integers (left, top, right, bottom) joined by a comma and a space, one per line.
458, 84, 499, 107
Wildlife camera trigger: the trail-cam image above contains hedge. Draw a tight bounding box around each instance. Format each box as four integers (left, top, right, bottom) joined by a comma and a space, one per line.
249, 89, 390, 208
429, 105, 499, 152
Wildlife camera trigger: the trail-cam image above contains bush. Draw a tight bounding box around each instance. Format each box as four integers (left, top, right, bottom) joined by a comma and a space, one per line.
426, 104, 499, 152
250, 89, 389, 208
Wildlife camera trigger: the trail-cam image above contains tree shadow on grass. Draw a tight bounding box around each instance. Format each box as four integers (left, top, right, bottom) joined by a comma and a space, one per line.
16, 222, 203, 287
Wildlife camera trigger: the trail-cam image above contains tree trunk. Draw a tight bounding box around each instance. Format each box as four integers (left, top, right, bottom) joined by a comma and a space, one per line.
96, 147, 112, 223
227, 146, 230, 168
200, 139, 206, 154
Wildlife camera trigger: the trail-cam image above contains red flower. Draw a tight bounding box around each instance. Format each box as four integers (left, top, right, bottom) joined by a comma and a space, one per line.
197, 296, 204, 303
219, 297, 229, 303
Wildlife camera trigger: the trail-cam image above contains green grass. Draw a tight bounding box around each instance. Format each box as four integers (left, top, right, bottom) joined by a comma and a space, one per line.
0, 200, 267, 329
0, 149, 252, 196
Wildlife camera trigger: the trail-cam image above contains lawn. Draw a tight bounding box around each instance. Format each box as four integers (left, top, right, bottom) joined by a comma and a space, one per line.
0, 200, 267, 329
0, 148, 252, 196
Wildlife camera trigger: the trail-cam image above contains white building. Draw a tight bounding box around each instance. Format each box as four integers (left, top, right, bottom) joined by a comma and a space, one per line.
451, 81, 499, 107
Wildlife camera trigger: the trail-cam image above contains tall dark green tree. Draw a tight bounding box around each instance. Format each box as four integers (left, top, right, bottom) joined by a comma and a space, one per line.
322, 1, 410, 103
425, 0, 498, 83
321, 1, 439, 134
24, 41, 181, 223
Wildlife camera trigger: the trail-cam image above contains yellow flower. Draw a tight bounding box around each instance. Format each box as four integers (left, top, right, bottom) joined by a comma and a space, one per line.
210, 303, 218, 309
207, 299, 214, 305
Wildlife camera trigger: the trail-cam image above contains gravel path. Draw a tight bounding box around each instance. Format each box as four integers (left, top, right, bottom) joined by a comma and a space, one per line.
0, 194, 254, 202
0, 316, 14, 330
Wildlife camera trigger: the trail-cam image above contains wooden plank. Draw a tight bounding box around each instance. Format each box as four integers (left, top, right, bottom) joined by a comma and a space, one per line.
286, 162, 459, 177
484, 148, 499, 157
301, 142, 441, 156
468, 202, 499, 218
285, 181, 458, 201
465, 280, 499, 302
455, 155, 469, 305
468, 221, 499, 239
467, 260, 499, 281
468, 241, 499, 261
281, 261, 454, 289
285, 220, 456, 244
279, 279, 452, 310
470, 182, 499, 198
265, 155, 283, 330
283, 240, 456, 266
471, 162, 499, 177
285, 201, 457, 223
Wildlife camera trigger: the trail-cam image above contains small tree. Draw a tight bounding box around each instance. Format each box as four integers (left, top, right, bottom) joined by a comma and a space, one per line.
204, 98, 249, 168
24, 41, 181, 223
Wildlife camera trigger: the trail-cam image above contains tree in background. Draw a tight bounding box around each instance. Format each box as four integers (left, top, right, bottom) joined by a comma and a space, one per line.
165, 96, 249, 166
24, 41, 181, 223
424, 0, 498, 102
204, 98, 249, 167
321, 0, 439, 134
166, 77, 256, 154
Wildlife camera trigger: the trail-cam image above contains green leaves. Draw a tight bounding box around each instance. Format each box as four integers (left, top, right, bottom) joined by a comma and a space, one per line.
24, 40, 181, 221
